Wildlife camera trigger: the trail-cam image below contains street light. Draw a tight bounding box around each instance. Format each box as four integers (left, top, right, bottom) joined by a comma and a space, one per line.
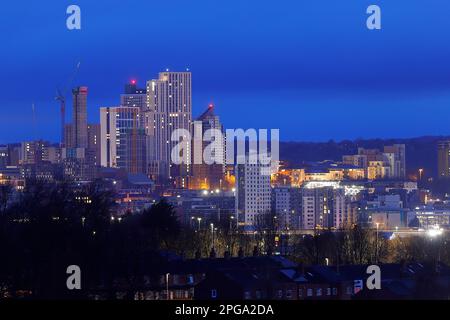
229, 215, 234, 231
210, 223, 215, 249
375, 223, 379, 263
166, 273, 170, 300
197, 217, 202, 231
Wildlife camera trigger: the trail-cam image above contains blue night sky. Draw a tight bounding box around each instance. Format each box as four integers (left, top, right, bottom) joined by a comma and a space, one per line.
1, 0, 450, 143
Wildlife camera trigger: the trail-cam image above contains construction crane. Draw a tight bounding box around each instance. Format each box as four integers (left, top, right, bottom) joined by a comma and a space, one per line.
55, 62, 81, 146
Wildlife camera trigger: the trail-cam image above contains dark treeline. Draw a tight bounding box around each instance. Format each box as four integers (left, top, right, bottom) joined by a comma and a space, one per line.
0, 180, 449, 299
0, 180, 258, 299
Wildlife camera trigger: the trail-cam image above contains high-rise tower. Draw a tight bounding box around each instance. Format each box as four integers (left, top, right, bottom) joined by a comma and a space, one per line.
146, 72, 192, 184
72, 86, 88, 148
191, 103, 225, 190
100, 106, 146, 174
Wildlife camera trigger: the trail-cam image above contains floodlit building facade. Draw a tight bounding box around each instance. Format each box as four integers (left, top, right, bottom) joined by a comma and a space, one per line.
235, 154, 272, 230
146, 72, 192, 184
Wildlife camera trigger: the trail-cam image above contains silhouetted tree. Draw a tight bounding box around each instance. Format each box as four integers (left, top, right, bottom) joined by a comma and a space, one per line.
141, 199, 180, 250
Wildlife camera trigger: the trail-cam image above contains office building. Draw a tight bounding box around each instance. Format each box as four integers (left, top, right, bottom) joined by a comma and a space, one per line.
100, 106, 147, 174
272, 186, 301, 230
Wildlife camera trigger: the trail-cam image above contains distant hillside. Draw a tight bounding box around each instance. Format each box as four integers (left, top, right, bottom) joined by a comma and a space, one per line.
279, 136, 450, 178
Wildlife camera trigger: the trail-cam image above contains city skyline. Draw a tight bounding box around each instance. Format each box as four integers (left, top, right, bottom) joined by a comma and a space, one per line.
3, 74, 450, 145
2, 0, 450, 304
2, 1, 450, 143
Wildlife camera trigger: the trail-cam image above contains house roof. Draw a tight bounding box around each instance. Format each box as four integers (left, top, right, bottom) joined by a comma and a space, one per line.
165, 256, 296, 274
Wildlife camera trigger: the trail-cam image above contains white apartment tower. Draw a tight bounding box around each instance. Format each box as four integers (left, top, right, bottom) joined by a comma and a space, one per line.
146, 72, 192, 183
301, 186, 346, 229
235, 154, 272, 230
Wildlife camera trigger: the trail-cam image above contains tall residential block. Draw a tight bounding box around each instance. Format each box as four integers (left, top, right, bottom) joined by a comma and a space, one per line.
235, 154, 272, 230
146, 72, 192, 183
272, 186, 301, 230
301, 186, 347, 229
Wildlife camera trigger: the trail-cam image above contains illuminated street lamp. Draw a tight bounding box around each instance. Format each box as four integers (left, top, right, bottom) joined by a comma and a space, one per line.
375, 223, 379, 263
210, 223, 215, 249
229, 215, 235, 231
166, 273, 170, 300
418, 168, 424, 180
197, 217, 202, 231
